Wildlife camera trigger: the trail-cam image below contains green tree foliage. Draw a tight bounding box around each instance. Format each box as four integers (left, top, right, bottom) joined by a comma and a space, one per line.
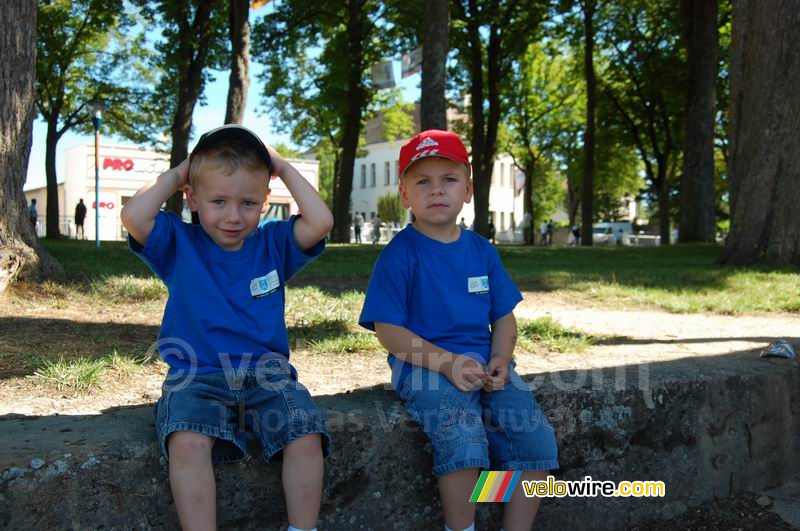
377, 192, 405, 225
373, 90, 416, 144
252, 1, 398, 242
135, 0, 228, 213
272, 143, 302, 159
504, 42, 582, 242
600, 0, 686, 243
450, 0, 549, 238
36, 0, 156, 237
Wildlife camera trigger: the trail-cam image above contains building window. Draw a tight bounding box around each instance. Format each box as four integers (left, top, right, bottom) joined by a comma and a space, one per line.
370, 163, 376, 187
384, 161, 390, 185
499, 163, 504, 186
395, 160, 400, 184
360, 164, 366, 188
500, 212, 505, 231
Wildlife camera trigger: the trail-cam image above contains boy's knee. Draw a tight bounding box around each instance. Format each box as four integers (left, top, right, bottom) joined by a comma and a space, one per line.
167, 431, 215, 461
284, 433, 322, 459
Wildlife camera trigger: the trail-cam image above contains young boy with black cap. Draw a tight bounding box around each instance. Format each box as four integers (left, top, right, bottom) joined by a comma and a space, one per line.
121, 125, 332, 531
359, 130, 559, 530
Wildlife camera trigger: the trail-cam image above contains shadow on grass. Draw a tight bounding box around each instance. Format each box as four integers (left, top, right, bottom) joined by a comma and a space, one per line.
594, 335, 800, 347
0, 316, 160, 380
287, 319, 351, 343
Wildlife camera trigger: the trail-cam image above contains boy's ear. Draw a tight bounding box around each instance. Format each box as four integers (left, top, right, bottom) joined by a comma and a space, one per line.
184, 184, 198, 211
464, 177, 473, 204
261, 188, 271, 213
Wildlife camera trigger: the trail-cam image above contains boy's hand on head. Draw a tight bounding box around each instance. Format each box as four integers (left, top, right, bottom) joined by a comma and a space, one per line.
174, 158, 191, 190
482, 356, 511, 392
264, 144, 287, 177
446, 356, 487, 392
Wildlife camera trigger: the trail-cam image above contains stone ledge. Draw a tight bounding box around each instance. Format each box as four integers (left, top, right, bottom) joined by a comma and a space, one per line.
1, 353, 798, 530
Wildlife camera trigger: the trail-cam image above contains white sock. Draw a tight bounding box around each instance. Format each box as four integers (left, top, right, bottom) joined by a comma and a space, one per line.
445, 523, 475, 531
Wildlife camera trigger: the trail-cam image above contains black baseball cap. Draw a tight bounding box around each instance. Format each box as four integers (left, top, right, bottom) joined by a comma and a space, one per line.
190, 124, 273, 172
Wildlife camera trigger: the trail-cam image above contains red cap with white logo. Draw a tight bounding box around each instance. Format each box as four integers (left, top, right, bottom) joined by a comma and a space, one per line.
398, 129, 470, 177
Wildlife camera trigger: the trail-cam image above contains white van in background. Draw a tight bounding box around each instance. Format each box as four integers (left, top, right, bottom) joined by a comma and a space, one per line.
592, 222, 634, 245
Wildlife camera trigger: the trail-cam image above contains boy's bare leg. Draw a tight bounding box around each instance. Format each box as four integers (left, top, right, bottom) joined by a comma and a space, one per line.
503, 470, 548, 531
282, 433, 323, 530
167, 431, 216, 531
439, 468, 480, 530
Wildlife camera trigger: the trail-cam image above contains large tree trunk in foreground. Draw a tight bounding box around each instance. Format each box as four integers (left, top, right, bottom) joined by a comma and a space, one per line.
723, 0, 800, 265
678, 0, 718, 243
420, 0, 449, 131
0, 0, 62, 292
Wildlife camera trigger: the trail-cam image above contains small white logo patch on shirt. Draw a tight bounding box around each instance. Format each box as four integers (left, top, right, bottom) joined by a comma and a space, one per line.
468, 276, 490, 295
250, 270, 280, 298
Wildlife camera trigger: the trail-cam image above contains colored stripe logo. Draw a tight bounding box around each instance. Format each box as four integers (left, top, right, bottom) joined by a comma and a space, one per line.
469, 471, 522, 502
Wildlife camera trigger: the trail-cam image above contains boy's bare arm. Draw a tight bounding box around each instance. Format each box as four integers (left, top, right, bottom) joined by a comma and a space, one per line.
374, 322, 487, 392
266, 146, 333, 251
483, 311, 517, 392
120, 159, 189, 245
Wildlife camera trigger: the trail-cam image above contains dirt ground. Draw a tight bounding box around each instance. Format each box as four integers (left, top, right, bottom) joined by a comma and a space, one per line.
1, 289, 798, 416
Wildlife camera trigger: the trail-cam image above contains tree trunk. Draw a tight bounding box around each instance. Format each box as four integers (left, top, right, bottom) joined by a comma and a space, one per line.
580, 0, 596, 246
331, 0, 366, 243
420, 0, 449, 131
0, 0, 63, 292
224, 0, 249, 125
567, 176, 580, 228
678, 0, 718, 242
464, 0, 490, 237
166, 1, 216, 215
657, 161, 671, 244
723, 0, 800, 265
44, 121, 61, 238
523, 163, 535, 245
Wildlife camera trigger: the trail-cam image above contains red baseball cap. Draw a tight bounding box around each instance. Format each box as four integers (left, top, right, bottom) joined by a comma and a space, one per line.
398, 129, 470, 177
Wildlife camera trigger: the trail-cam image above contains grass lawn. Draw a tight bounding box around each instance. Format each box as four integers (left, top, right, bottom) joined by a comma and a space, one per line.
3, 238, 794, 393
41, 239, 800, 315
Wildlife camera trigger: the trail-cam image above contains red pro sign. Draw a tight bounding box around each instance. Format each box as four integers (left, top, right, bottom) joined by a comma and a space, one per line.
103, 158, 134, 171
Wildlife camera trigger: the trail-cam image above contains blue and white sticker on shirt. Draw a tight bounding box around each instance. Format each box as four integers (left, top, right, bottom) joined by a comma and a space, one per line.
468, 275, 490, 295
250, 270, 280, 298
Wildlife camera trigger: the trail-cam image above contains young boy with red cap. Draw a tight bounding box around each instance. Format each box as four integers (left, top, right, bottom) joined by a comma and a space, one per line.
121, 124, 332, 531
359, 130, 558, 530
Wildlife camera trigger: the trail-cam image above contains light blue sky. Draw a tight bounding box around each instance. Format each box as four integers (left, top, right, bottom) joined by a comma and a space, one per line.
24, 16, 421, 191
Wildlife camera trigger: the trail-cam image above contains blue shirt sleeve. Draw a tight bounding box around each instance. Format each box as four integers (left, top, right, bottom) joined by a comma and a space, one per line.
265, 214, 325, 281
358, 246, 410, 331
487, 246, 522, 323
128, 210, 178, 282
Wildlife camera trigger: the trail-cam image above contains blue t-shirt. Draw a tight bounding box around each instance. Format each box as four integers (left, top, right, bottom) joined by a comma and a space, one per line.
359, 224, 522, 390
130, 211, 324, 375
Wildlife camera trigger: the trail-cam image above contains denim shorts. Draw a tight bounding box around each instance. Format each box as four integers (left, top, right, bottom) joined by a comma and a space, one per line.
154, 359, 330, 464
398, 363, 559, 477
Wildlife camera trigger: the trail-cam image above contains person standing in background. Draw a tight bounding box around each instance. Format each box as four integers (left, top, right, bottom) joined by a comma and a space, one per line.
74, 199, 87, 239
28, 199, 38, 233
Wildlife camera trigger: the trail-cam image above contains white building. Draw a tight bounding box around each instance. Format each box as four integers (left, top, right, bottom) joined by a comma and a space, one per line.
24, 143, 319, 241
350, 110, 527, 243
